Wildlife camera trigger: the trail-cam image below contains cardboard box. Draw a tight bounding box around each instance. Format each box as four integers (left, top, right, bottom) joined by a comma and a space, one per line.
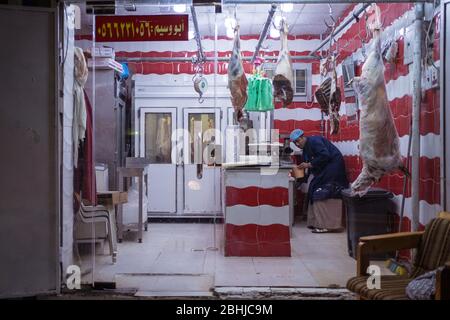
97, 191, 128, 206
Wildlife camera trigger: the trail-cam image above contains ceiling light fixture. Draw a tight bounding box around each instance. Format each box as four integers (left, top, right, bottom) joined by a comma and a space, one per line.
225, 17, 236, 30
173, 4, 186, 13
123, 0, 136, 12
270, 27, 280, 38
273, 15, 283, 29
281, 3, 293, 13
226, 27, 235, 39
225, 16, 237, 39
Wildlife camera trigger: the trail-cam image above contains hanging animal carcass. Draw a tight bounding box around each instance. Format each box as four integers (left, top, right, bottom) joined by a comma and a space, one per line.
228, 26, 248, 122
273, 19, 294, 108
350, 31, 408, 196
315, 55, 342, 134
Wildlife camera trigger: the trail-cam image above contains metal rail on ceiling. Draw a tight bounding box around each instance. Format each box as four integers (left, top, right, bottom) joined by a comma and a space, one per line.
309, 2, 371, 56
251, 3, 277, 64
190, 4, 206, 62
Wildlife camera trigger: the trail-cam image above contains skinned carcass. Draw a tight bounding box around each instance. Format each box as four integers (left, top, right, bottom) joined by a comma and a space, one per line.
315, 55, 341, 134
328, 59, 341, 135
228, 26, 248, 122
273, 19, 294, 108
351, 31, 408, 196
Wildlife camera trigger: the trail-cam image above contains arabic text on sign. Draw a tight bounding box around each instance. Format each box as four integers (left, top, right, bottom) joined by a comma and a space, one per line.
96, 21, 185, 40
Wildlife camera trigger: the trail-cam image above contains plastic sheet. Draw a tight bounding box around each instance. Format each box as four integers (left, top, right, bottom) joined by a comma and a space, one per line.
244, 74, 274, 112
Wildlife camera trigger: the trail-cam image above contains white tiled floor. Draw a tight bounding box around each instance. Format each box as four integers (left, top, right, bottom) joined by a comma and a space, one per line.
79, 221, 391, 295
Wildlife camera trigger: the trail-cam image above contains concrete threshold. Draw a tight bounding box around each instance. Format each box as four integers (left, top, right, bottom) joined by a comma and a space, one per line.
214, 286, 356, 300
44, 286, 355, 300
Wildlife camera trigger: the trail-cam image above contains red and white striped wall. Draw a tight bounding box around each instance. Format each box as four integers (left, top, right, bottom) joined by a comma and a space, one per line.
224, 169, 291, 257
75, 34, 321, 75
75, 3, 443, 236
337, 4, 441, 232
274, 3, 442, 236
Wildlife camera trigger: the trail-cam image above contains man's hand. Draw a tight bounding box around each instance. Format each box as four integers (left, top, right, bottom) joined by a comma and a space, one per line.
298, 162, 312, 169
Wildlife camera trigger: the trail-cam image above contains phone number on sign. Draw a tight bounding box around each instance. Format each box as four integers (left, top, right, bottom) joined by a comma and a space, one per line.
96, 21, 185, 40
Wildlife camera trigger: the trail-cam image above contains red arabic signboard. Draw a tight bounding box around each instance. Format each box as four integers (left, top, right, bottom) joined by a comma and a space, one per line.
95, 15, 188, 42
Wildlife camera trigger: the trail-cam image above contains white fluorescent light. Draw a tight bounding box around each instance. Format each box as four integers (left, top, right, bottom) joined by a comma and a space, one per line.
173, 4, 186, 13
274, 15, 283, 29
226, 27, 235, 39
225, 17, 236, 30
270, 27, 280, 38
281, 3, 294, 13
188, 180, 201, 190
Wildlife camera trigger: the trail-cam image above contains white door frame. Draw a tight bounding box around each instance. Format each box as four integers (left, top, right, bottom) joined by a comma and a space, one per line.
182, 107, 222, 215
139, 107, 177, 214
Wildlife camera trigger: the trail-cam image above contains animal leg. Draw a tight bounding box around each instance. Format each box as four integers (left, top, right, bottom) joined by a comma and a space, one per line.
349, 76, 362, 93
351, 167, 375, 196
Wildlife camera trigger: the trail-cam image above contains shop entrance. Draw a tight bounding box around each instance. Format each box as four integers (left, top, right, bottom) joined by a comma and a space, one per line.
73, 0, 373, 293
136, 104, 223, 217
140, 107, 177, 214
183, 108, 222, 215
64, 0, 444, 298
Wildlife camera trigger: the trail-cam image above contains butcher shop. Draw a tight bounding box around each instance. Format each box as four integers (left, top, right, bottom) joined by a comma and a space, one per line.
1, 0, 450, 300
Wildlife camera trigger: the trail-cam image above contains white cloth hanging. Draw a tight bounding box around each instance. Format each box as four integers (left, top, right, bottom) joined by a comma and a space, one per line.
73, 47, 88, 167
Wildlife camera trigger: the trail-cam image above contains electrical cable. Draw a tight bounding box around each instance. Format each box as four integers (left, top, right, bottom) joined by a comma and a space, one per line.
288, 4, 306, 34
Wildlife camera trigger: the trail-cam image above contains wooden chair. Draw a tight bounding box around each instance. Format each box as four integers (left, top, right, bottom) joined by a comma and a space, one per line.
347, 212, 450, 300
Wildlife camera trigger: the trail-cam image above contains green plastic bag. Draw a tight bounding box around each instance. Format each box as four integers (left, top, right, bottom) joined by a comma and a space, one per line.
244, 74, 274, 112
258, 77, 274, 111
245, 76, 259, 112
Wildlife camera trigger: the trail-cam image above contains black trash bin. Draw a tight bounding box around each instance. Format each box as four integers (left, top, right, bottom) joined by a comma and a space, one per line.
342, 188, 395, 260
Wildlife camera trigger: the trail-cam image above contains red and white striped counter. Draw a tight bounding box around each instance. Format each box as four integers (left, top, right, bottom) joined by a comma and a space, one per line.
223, 167, 291, 257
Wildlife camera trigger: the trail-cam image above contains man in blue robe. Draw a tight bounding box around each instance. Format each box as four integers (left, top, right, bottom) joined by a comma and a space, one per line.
290, 129, 349, 233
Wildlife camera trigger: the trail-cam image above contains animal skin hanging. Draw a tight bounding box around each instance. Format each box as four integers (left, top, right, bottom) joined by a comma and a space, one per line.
350, 6, 408, 196
314, 56, 342, 135
228, 25, 248, 122
273, 18, 294, 108
328, 55, 341, 135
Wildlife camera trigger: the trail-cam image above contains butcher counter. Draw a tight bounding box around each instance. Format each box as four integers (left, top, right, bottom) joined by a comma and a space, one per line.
222, 165, 294, 257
